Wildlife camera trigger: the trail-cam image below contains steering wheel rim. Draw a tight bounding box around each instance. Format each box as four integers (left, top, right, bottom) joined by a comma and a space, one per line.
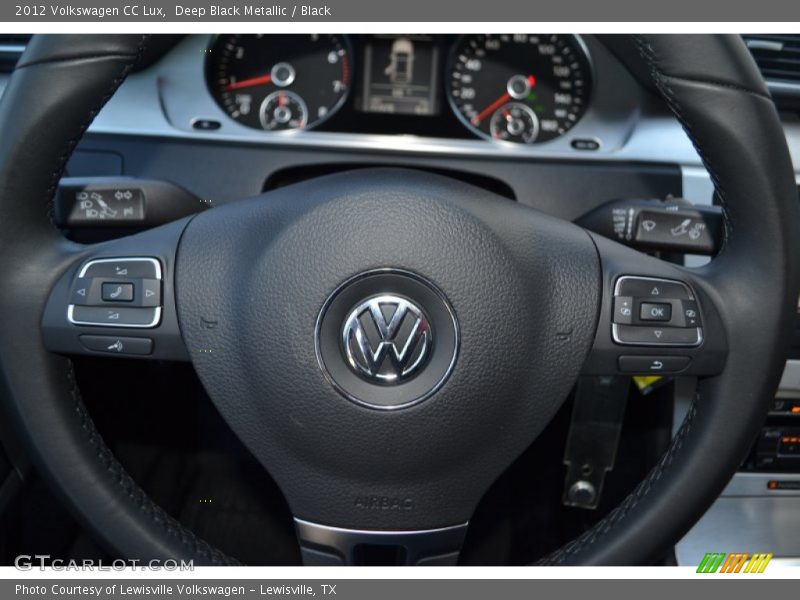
0, 34, 796, 565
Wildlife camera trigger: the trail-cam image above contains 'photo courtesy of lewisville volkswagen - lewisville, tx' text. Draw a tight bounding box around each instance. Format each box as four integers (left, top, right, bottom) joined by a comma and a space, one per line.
0, 6, 798, 593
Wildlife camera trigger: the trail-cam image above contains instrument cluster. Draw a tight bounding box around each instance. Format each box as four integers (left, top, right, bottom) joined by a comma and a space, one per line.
205, 34, 593, 145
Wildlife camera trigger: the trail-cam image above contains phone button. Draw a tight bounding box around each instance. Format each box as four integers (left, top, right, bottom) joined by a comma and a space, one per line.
101, 282, 134, 302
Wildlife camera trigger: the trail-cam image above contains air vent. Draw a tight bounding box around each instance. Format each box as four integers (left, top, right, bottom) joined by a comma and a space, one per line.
0, 34, 30, 73
743, 35, 800, 86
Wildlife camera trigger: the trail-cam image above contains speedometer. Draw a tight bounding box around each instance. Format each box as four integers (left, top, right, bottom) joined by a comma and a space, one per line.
447, 35, 592, 144
207, 34, 351, 131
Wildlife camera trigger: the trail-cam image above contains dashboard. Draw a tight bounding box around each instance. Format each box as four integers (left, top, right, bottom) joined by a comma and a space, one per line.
102, 33, 655, 164
204, 34, 592, 145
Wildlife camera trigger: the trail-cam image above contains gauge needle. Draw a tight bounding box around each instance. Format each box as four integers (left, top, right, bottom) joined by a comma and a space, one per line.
224, 73, 273, 91
472, 92, 510, 125
472, 75, 536, 125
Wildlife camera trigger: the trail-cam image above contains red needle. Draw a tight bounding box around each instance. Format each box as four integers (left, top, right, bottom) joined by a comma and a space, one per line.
224, 73, 272, 91
472, 92, 510, 125
472, 74, 536, 125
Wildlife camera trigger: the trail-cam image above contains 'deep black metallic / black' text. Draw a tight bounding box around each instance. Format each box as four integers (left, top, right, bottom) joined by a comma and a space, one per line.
175, 4, 333, 17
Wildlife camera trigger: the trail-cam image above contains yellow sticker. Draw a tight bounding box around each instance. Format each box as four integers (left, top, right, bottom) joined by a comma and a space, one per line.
633, 375, 663, 393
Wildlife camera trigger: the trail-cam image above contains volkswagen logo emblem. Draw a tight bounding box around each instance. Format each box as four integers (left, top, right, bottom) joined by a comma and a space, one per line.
315, 269, 459, 409
342, 295, 432, 383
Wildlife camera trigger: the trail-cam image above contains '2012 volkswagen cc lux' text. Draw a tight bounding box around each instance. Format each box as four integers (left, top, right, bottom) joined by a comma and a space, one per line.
0, 34, 798, 566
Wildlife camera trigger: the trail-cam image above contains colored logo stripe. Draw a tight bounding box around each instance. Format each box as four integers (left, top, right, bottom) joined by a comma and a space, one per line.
744, 553, 773, 573
697, 552, 773, 573
697, 553, 726, 573
720, 553, 748, 573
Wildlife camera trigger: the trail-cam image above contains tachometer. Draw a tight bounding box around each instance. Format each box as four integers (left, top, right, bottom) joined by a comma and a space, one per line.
207, 34, 351, 131
447, 35, 591, 144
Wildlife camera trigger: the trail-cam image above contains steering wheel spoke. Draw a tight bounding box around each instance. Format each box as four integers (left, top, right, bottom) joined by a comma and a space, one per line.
581, 233, 727, 378
295, 519, 468, 566
41, 218, 190, 362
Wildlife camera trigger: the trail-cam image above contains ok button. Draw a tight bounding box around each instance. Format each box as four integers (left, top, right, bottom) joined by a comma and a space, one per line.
640, 302, 672, 322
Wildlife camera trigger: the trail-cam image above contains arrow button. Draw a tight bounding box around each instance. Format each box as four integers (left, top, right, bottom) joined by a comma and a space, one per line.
140, 279, 161, 307
618, 356, 691, 373
614, 325, 701, 346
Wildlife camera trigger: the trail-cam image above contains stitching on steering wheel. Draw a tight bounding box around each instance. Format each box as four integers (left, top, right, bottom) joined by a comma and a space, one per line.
539, 35, 760, 564
633, 35, 734, 251
16, 53, 147, 71
38, 37, 151, 229
23, 35, 770, 566
28, 35, 239, 565
66, 362, 240, 565
657, 74, 772, 102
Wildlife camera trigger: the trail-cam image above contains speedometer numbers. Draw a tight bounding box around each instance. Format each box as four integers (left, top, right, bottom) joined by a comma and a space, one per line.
207, 34, 351, 131
448, 35, 591, 144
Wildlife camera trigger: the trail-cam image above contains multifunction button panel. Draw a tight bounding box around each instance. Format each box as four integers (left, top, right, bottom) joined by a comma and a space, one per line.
67, 258, 162, 328
612, 276, 702, 347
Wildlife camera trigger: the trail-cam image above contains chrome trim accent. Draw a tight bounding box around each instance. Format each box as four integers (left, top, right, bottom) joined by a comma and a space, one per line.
676, 494, 800, 566
768, 79, 800, 95
270, 61, 296, 88
76, 256, 162, 280
67, 257, 162, 329
1, 36, 794, 169
611, 323, 702, 347
88, 34, 659, 163
315, 268, 460, 411
723, 472, 800, 498
777, 359, 800, 399
680, 165, 715, 206
611, 276, 702, 347
294, 517, 468, 566
613, 276, 696, 300
680, 164, 800, 206
745, 39, 785, 52
0, 44, 26, 54
67, 304, 162, 329
342, 294, 432, 384
679, 166, 716, 268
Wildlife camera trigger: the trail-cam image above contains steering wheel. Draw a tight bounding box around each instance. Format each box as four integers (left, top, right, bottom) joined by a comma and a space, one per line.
0, 34, 797, 566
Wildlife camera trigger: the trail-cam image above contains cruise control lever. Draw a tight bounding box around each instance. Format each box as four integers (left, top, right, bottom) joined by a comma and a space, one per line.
577, 197, 723, 255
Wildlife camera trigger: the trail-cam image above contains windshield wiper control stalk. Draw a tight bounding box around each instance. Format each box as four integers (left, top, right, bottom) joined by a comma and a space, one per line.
577, 197, 723, 255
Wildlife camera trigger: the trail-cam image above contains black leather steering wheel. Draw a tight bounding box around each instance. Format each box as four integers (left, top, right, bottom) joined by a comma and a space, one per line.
0, 34, 797, 566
